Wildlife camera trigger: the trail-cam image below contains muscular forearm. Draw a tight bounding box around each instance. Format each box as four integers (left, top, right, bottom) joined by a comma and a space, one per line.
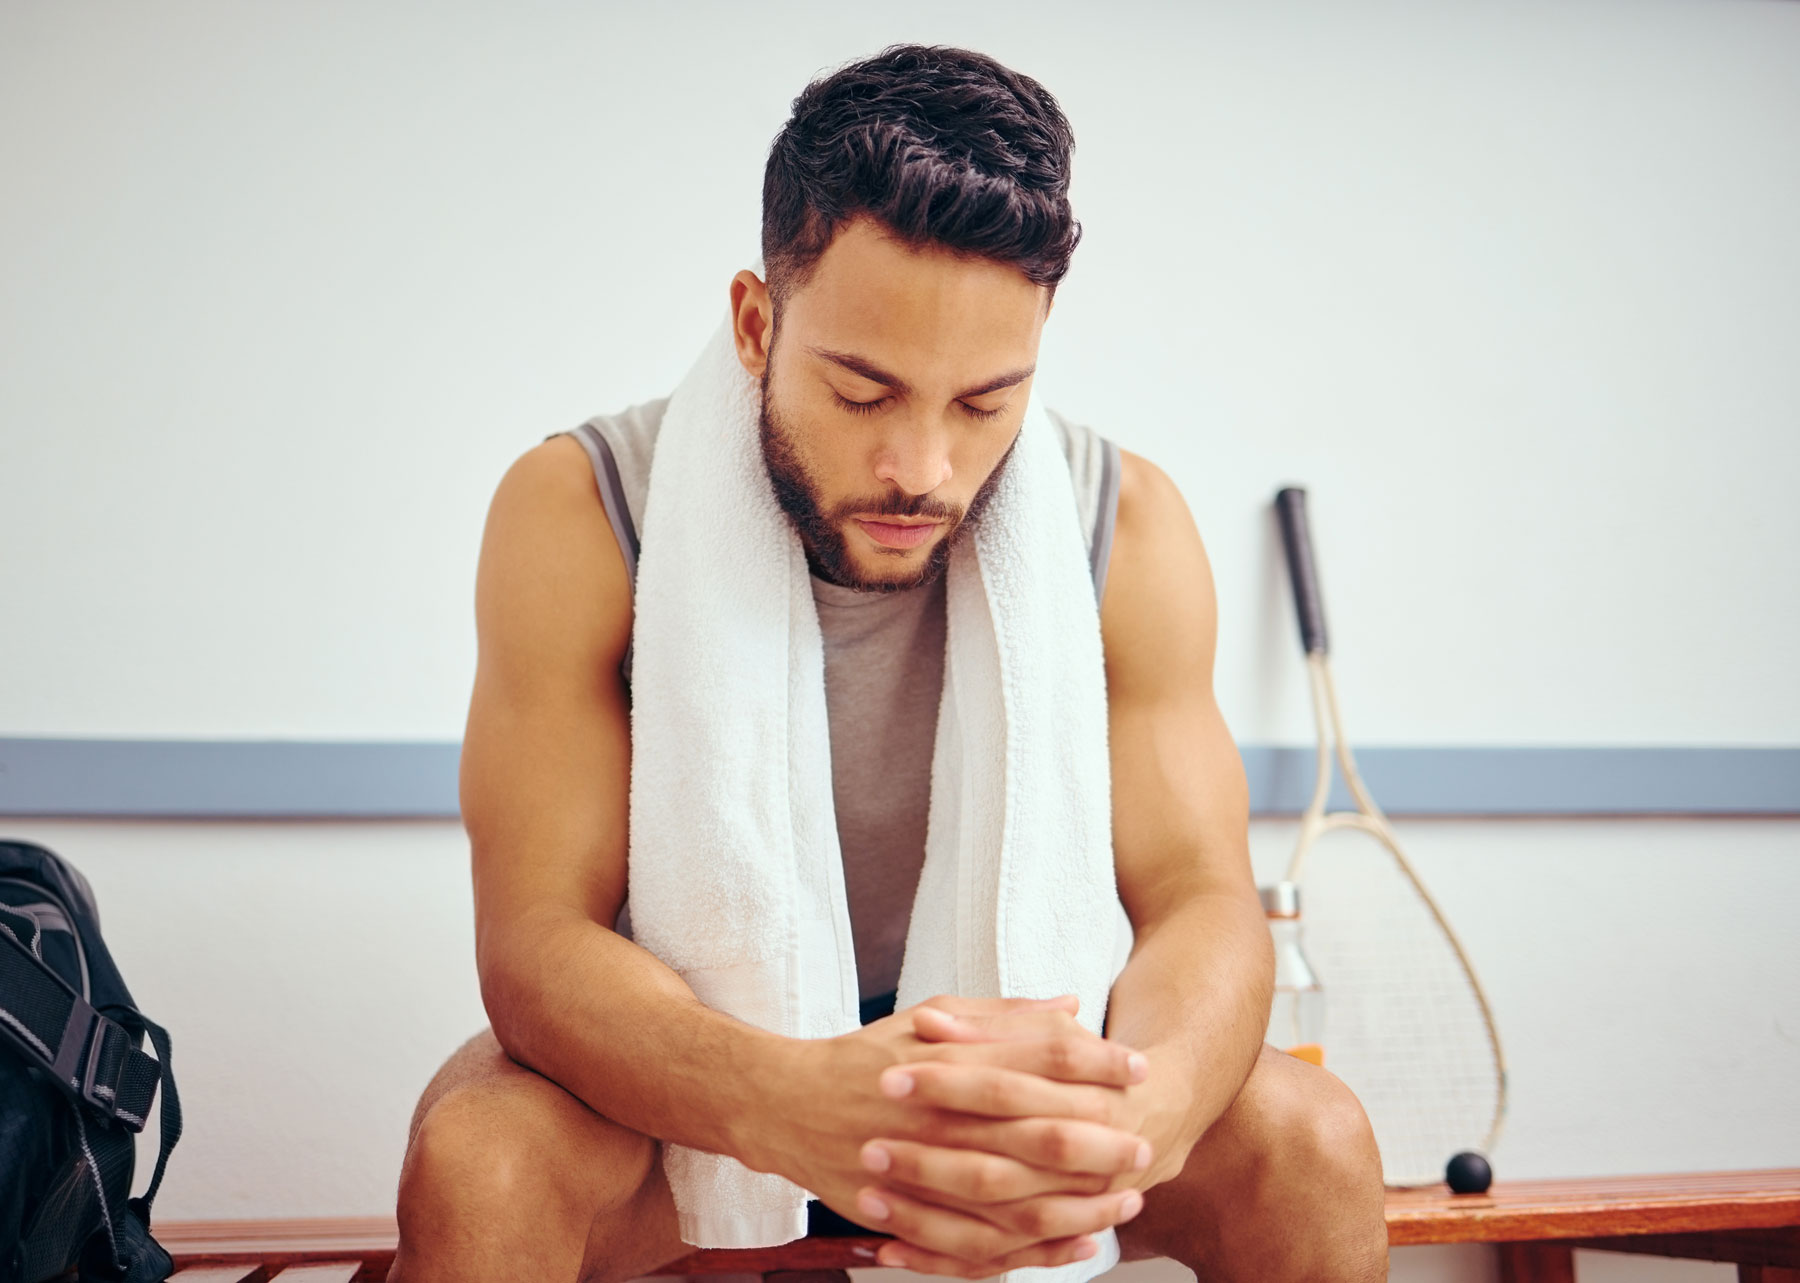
1104, 888, 1273, 1179
480, 904, 792, 1163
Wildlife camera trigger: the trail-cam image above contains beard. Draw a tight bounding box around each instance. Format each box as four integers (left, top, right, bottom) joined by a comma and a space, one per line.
759, 370, 1016, 593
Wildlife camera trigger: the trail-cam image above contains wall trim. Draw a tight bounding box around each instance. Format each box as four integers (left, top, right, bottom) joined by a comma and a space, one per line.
0, 738, 1794, 821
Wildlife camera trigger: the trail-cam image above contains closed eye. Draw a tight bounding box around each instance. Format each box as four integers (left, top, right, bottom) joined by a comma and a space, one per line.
833, 391, 1009, 422
833, 391, 891, 416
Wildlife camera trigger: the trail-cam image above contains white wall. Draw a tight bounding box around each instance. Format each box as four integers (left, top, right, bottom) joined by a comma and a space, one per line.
2, 0, 1797, 745
3, 5, 1797, 1283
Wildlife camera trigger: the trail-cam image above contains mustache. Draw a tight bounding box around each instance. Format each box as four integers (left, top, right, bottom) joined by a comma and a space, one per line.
828, 490, 961, 523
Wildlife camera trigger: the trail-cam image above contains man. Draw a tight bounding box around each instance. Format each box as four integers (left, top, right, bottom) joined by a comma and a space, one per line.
391, 44, 1385, 1283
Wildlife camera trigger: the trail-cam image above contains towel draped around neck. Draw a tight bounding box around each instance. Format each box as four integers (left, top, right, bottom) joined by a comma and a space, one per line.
625, 315, 1135, 1283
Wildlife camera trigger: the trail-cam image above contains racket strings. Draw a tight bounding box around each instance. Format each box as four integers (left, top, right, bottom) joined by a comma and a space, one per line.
1301, 833, 1503, 1187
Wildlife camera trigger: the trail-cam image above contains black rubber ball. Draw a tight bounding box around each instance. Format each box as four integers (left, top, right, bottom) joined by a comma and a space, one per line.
1446, 1151, 1493, 1194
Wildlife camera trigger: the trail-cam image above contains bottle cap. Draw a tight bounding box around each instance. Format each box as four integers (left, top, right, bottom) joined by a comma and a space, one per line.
1259, 881, 1301, 918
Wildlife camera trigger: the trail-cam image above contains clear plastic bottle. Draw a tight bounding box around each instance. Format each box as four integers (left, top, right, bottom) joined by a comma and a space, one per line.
1261, 881, 1325, 1066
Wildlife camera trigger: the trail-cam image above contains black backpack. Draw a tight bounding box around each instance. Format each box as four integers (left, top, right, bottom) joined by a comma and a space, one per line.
0, 840, 181, 1283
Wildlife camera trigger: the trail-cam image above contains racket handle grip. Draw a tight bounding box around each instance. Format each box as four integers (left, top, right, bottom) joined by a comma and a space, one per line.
1274, 486, 1330, 656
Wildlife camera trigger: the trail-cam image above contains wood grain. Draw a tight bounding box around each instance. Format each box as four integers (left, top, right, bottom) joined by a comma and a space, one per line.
1496, 1242, 1575, 1283
1387, 1169, 1800, 1246
1565, 1227, 1800, 1269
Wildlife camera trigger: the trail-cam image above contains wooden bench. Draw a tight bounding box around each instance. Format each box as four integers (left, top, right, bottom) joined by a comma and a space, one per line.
156, 1168, 1799, 1282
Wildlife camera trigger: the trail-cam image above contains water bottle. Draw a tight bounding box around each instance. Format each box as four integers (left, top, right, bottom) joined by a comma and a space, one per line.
1262, 881, 1325, 1066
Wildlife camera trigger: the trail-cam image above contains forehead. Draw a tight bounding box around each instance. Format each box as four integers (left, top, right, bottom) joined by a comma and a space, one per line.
781, 217, 1047, 375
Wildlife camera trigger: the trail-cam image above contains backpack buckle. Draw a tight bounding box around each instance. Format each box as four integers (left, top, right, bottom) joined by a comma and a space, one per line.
80, 1011, 124, 1122
53, 995, 122, 1121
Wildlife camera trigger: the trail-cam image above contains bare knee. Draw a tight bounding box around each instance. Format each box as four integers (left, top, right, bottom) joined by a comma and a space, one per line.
1136, 1047, 1387, 1282
394, 1074, 658, 1280
1249, 1050, 1387, 1280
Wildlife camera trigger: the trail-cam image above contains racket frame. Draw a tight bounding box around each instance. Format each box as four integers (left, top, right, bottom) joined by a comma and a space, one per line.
1277, 490, 1511, 1171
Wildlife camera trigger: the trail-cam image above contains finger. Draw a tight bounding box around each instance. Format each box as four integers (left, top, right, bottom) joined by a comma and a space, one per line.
912, 1006, 1081, 1042
915, 1114, 1154, 1179
853, 1182, 1033, 1265
882, 1061, 1128, 1125
875, 1232, 1103, 1278
863, 1137, 1114, 1202
914, 993, 1080, 1020
909, 1023, 1149, 1088
858, 1180, 1142, 1265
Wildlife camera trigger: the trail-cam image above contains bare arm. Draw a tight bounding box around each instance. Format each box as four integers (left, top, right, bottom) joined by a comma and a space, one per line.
1098, 448, 1273, 1183
463, 435, 785, 1159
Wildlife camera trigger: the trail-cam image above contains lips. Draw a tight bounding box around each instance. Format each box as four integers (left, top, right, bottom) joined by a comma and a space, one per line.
854, 518, 941, 550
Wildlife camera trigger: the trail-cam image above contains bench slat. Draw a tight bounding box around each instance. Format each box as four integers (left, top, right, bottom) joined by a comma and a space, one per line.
267, 1268, 362, 1283
1387, 1169, 1800, 1246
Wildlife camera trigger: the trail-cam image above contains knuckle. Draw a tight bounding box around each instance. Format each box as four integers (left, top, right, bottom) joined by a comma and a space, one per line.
973, 1225, 1017, 1261
967, 1157, 1004, 1201
1041, 1122, 1075, 1165
1014, 1202, 1052, 1236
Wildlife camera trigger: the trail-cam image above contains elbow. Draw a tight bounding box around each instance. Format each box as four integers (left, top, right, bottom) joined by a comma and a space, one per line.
474, 901, 607, 1066
1241, 887, 1276, 1013
475, 913, 536, 1062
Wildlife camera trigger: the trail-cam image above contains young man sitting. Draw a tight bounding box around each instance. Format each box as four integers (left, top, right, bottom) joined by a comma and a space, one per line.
390, 44, 1386, 1283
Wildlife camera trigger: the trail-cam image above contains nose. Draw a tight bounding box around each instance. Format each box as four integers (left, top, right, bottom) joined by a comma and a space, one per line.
872, 421, 953, 497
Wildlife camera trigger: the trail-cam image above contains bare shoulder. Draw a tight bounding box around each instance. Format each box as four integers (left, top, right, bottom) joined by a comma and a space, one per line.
462, 433, 636, 954
473, 433, 632, 696
1100, 449, 1220, 697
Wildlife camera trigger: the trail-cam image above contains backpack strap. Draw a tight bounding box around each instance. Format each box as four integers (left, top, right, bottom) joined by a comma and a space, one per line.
0, 914, 164, 1132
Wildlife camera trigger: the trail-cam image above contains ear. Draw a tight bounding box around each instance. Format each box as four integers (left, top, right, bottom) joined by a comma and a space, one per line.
730, 269, 774, 378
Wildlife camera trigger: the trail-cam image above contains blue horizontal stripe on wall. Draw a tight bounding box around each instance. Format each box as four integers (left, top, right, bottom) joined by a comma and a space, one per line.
0, 738, 1795, 820
0, 739, 463, 819
1237, 746, 1800, 817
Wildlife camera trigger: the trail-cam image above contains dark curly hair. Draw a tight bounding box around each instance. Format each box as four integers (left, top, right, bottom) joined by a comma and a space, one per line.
761, 44, 1081, 316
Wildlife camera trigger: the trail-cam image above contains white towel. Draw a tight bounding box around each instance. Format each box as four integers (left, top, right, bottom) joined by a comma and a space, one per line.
627, 314, 1136, 1283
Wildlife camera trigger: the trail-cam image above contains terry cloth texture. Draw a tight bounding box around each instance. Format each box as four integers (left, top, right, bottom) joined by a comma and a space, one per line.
606, 316, 1134, 1283
569, 401, 1121, 1002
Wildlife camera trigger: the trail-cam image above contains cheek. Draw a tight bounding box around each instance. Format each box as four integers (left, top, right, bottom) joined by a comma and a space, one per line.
956, 427, 1014, 485
805, 438, 863, 506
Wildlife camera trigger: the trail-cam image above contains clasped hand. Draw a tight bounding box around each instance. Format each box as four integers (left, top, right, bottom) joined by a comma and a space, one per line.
774, 994, 1157, 1279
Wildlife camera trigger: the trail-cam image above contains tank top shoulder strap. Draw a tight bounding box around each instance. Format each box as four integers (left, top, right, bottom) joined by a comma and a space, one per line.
1043, 408, 1123, 607
560, 397, 1120, 605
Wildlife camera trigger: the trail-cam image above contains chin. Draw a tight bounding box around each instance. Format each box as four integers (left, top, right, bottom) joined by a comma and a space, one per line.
853, 550, 925, 581
827, 527, 947, 592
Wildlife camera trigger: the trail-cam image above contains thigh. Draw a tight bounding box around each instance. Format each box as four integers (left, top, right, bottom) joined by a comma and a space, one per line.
398, 1026, 692, 1283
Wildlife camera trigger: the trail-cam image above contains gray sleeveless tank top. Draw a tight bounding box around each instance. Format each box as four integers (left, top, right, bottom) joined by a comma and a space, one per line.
562, 400, 1120, 1000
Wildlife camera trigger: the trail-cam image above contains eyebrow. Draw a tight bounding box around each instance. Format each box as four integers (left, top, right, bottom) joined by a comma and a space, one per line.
806, 346, 1036, 400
